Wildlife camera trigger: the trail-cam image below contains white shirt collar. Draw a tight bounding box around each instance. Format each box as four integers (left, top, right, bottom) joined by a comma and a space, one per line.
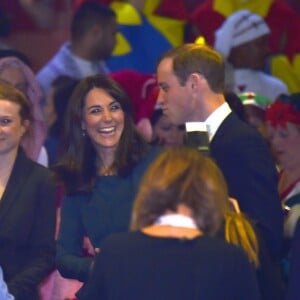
205, 102, 232, 141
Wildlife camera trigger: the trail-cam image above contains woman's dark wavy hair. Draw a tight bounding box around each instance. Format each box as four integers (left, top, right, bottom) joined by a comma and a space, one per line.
54, 74, 147, 195
49, 76, 79, 139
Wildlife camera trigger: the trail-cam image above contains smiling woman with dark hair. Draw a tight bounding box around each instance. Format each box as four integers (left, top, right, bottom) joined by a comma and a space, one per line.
54, 74, 161, 285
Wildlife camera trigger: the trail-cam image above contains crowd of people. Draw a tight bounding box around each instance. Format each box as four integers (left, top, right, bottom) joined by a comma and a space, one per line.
0, 1, 299, 300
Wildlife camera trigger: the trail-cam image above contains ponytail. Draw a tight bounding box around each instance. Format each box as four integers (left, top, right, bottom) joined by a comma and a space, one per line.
224, 203, 259, 268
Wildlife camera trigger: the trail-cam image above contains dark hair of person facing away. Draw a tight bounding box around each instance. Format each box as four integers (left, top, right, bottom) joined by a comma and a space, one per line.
71, 2, 116, 42
131, 146, 259, 267
54, 74, 148, 195
0, 81, 32, 123
49, 75, 79, 139
158, 43, 225, 93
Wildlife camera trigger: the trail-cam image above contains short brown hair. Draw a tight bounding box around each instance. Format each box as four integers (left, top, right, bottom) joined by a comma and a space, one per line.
159, 43, 225, 93
0, 82, 32, 122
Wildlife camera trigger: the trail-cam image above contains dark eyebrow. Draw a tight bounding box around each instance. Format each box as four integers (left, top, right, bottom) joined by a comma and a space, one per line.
86, 104, 101, 111
110, 100, 120, 105
86, 100, 119, 110
158, 82, 168, 88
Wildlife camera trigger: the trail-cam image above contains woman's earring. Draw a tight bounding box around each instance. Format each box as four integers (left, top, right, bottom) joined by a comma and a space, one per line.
82, 129, 86, 137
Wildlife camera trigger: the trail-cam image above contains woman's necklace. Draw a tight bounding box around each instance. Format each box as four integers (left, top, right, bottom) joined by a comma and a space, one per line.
154, 214, 198, 229
101, 165, 112, 176
100, 162, 115, 176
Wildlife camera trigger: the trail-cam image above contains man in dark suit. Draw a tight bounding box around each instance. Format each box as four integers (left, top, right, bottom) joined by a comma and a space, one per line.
156, 43, 283, 260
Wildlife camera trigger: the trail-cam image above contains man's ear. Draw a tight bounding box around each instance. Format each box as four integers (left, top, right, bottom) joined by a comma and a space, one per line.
187, 73, 203, 91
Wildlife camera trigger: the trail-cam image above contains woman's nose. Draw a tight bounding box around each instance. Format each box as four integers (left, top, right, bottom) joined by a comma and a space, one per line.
102, 109, 113, 121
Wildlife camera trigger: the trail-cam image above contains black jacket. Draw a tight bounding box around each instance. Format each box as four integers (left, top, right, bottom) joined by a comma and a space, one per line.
0, 148, 56, 300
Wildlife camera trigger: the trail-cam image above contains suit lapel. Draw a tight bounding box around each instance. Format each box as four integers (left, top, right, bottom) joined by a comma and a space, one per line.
0, 148, 32, 222
210, 112, 236, 147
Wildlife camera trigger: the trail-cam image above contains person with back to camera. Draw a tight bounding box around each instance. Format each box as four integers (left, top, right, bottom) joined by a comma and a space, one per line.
77, 146, 261, 300
0, 82, 56, 300
36, 2, 118, 95
43, 75, 79, 167
156, 43, 285, 299
54, 74, 161, 285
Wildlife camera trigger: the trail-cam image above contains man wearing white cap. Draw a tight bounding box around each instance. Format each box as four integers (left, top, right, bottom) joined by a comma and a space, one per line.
214, 9, 289, 101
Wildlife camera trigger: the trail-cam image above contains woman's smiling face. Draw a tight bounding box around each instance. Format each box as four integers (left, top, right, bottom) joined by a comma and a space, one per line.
82, 87, 125, 154
0, 99, 28, 155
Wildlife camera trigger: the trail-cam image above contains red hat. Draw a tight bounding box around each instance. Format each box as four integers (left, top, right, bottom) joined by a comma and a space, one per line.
265, 93, 300, 128
110, 69, 158, 123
